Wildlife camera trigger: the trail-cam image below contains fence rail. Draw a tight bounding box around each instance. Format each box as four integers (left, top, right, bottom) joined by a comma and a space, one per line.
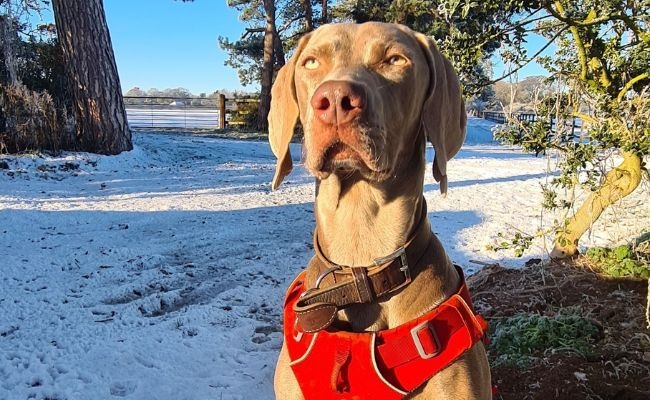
126, 106, 221, 129
482, 110, 582, 140
124, 95, 259, 129
483, 111, 538, 124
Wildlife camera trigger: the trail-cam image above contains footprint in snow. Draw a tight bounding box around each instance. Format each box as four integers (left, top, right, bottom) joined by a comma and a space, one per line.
110, 380, 138, 397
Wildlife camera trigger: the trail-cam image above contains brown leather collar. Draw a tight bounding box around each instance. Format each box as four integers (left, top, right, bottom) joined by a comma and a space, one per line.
294, 202, 433, 332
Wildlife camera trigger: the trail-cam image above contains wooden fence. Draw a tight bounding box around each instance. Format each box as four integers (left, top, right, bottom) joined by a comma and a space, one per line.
124, 96, 259, 129
483, 111, 537, 124
482, 110, 582, 140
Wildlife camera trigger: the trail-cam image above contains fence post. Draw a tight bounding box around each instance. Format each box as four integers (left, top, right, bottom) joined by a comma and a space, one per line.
218, 94, 226, 129
571, 116, 576, 139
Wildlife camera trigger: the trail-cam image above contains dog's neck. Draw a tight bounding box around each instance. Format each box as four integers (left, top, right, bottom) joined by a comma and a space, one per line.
313, 157, 462, 330
314, 156, 427, 268
311, 141, 463, 330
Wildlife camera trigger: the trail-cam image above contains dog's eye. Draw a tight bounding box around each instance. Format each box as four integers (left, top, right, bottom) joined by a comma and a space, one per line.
386, 55, 408, 66
303, 57, 320, 70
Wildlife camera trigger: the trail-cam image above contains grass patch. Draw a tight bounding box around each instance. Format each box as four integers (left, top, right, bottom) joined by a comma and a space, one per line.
488, 312, 601, 368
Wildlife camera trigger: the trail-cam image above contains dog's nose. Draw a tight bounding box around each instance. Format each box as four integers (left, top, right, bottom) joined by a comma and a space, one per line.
311, 81, 365, 126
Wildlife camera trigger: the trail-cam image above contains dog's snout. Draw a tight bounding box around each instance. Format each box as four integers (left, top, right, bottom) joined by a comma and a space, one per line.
311, 81, 365, 126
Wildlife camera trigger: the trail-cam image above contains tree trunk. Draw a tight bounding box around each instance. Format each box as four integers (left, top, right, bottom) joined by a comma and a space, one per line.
257, 0, 276, 132
51, 0, 132, 155
0, 14, 19, 86
299, 0, 314, 31
551, 152, 643, 258
274, 33, 285, 69
322, 0, 328, 24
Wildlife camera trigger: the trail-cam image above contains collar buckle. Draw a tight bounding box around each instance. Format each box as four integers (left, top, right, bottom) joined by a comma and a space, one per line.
374, 247, 411, 295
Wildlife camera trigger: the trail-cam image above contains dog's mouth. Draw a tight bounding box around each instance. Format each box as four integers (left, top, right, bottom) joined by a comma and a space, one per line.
324, 142, 358, 162
316, 140, 390, 180
319, 142, 363, 173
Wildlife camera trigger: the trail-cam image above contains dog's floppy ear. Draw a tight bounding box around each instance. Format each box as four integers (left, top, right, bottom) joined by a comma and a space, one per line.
414, 32, 467, 195
268, 33, 312, 190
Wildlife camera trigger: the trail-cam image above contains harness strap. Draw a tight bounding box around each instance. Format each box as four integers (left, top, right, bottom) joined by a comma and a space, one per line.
284, 266, 489, 398
375, 266, 487, 392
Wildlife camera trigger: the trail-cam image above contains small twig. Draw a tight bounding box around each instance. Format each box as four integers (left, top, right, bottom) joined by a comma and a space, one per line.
485, 27, 568, 86
646, 278, 650, 330
472, 285, 561, 298
512, 285, 561, 295
469, 259, 500, 267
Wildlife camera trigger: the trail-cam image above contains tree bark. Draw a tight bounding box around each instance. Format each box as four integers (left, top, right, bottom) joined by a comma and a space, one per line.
274, 33, 285, 69
551, 152, 643, 258
257, 0, 277, 132
51, 0, 132, 155
299, 0, 314, 31
322, 0, 328, 24
0, 14, 19, 86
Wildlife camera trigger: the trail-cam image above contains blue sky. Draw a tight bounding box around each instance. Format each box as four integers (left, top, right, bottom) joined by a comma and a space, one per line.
103, 0, 249, 94
35, 1, 550, 95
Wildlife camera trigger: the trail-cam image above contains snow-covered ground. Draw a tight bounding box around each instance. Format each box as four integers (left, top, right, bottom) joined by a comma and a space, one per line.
1, 118, 647, 400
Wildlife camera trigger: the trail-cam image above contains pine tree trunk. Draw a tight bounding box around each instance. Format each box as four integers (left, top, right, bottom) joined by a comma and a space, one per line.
1, 15, 19, 86
299, 0, 313, 31
551, 152, 643, 258
257, 0, 276, 132
51, 0, 132, 155
274, 34, 285, 68
322, 0, 328, 24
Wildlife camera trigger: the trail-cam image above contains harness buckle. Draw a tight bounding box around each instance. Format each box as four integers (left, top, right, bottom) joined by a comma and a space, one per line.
410, 321, 441, 359
374, 247, 411, 295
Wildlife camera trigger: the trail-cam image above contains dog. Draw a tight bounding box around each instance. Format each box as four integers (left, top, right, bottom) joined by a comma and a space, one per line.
268, 22, 491, 400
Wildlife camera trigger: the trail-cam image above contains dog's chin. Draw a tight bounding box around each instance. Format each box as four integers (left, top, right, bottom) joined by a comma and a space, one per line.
311, 144, 390, 182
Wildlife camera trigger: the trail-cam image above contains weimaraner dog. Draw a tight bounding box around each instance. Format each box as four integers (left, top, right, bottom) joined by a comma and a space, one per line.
268, 22, 491, 400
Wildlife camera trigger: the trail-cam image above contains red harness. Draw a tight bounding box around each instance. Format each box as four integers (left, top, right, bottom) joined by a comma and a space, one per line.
283, 267, 488, 399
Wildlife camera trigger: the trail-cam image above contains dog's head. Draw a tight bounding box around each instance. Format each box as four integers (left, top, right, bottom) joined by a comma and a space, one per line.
268, 22, 466, 194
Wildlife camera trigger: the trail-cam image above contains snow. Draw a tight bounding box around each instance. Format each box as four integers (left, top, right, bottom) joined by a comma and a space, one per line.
1, 118, 647, 400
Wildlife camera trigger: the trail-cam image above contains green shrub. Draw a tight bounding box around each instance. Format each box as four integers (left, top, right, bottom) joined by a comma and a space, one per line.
229, 99, 259, 128
584, 244, 649, 279
489, 312, 601, 368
